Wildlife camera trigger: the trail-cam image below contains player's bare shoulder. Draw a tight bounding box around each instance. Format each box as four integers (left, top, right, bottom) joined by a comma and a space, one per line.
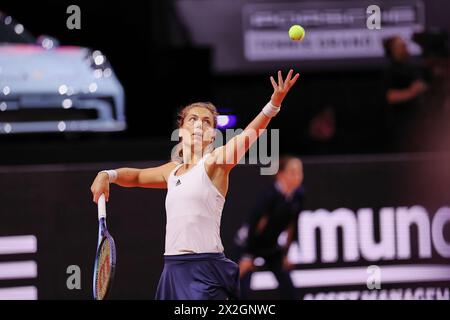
138, 161, 179, 188
161, 161, 180, 182
207, 146, 233, 172
205, 149, 231, 177
205, 149, 221, 170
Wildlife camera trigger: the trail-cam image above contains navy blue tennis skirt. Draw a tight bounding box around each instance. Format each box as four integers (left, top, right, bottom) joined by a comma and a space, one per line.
155, 252, 240, 300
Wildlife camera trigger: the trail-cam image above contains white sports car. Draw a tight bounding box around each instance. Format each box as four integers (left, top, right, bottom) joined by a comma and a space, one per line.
0, 12, 126, 134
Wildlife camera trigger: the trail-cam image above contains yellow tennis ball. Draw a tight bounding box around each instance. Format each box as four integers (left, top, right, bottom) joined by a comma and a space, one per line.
289, 25, 305, 41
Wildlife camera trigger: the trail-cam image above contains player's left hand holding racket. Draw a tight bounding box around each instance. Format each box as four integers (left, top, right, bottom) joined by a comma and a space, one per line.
93, 193, 116, 300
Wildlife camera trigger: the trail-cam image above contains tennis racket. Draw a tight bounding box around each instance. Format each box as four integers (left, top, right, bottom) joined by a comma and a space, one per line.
93, 194, 116, 300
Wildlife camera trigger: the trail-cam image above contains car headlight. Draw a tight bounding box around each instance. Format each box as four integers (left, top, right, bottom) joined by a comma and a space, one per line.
85, 49, 113, 78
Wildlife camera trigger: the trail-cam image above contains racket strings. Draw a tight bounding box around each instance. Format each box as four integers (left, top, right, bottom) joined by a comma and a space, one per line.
95, 239, 112, 299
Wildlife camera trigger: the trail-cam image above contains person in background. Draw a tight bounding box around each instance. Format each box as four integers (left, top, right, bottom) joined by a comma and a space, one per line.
382, 36, 430, 151
233, 155, 305, 299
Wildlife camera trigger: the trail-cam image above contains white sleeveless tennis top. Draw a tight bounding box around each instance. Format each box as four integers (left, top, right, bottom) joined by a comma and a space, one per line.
164, 153, 225, 255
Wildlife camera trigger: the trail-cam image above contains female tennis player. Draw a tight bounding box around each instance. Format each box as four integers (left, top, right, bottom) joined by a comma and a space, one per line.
90, 69, 300, 300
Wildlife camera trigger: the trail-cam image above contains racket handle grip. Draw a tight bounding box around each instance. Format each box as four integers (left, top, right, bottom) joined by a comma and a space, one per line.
98, 194, 107, 220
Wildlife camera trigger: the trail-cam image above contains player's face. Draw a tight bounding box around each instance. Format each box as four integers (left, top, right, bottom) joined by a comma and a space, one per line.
281, 159, 303, 189
392, 37, 409, 61
180, 107, 215, 150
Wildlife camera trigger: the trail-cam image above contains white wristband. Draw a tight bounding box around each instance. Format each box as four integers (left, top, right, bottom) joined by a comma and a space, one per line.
99, 170, 118, 183
262, 101, 281, 118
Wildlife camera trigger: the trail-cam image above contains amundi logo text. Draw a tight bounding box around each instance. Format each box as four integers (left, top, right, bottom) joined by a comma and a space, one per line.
297, 206, 450, 263
250, 206, 450, 293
